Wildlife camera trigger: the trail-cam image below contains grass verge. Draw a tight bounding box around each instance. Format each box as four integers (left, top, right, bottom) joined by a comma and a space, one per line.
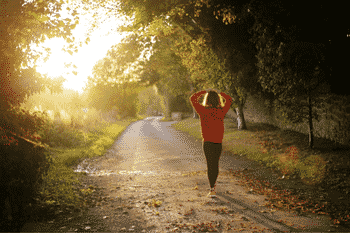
37, 116, 142, 209
172, 117, 330, 183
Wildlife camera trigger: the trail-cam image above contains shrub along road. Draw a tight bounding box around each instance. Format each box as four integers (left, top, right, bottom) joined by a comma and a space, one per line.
21, 116, 350, 232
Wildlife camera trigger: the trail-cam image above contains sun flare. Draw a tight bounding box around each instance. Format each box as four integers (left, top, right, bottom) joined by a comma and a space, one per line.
33, 2, 128, 94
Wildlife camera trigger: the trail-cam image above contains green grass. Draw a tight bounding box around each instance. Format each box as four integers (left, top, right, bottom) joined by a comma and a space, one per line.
38, 116, 141, 208
171, 117, 202, 139
172, 117, 330, 185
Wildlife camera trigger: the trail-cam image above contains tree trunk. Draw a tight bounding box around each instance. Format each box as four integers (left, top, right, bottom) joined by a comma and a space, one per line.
307, 95, 314, 148
192, 109, 199, 119
188, 80, 199, 119
163, 96, 171, 119
229, 89, 247, 130
235, 103, 247, 130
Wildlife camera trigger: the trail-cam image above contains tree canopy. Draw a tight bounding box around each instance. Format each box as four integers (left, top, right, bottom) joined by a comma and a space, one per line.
1, 0, 80, 109
2, 0, 349, 142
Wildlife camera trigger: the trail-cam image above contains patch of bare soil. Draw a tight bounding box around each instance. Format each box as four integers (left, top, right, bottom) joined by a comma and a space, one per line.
66, 167, 276, 233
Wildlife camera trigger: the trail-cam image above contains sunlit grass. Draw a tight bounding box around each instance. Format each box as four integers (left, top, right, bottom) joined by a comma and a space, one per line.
13, 85, 147, 209
37, 114, 141, 208
171, 117, 202, 140
159, 116, 175, 122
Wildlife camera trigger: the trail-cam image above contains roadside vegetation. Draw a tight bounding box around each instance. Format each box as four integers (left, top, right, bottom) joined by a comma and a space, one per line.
172, 116, 350, 226
0, 84, 149, 231
37, 114, 143, 209
172, 116, 332, 184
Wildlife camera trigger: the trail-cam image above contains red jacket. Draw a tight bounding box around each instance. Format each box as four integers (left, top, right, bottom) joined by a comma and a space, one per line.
190, 90, 233, 143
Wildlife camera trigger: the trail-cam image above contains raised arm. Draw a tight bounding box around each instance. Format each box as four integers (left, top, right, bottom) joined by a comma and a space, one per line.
219, 92, 233, 113
190, 90, 206, 112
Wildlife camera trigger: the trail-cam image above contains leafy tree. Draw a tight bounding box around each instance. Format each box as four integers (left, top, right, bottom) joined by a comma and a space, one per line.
20, 75, 66, 114
1, 0, 80, 110
250, 15, 332, 148
137, 66, 162, 88
246, 0, 350, 94
94, 25, 195, 119
37, 75, 66, 95
78, 0, 350, 128
84, 70, 145, 119
153, 18, 252, 127
112, 0, 263, 129
82, 32, 157, 118
244, 0, 350, 148
140, 34, 193, 119
136, 85, 162, 116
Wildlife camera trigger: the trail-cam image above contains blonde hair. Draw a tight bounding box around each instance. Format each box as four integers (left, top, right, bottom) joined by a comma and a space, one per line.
202, 91, 224, 108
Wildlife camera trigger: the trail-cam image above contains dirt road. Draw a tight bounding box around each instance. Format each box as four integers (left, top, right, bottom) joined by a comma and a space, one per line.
21, 116, 347, 232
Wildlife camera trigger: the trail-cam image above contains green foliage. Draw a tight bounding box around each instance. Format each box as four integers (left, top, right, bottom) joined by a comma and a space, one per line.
147, 35, 192, 98
38, 118, 139, 208
38, 119, 87, 148
38, 164, 82, 206
0, 105, 46, 145
250, 17, 332, 147
170, 95, 192, 112
37, 75, 66, 95
297, 155, 327, 185
1, 0, 80, 109
116, 0, 256, 113
137, 85, 162, 115
86, 37, 148, 117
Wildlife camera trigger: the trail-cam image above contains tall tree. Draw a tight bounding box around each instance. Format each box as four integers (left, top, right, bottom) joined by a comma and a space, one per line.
0, 0, 82, 145
97, 26, 197, 119
86, 55, 146, 118
159, 18, 254, 128
248, 3, 333, 148
246, 0, 350, 95
140, 34, 193, 119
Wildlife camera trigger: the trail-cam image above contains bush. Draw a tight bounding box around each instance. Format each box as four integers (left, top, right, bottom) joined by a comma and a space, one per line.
37, 114, 86, 148
89, 136, 114, 156
38, 163, 82, 207
297, 155, 327, 185
36, 118, 138, 211
0, 134, 51, 229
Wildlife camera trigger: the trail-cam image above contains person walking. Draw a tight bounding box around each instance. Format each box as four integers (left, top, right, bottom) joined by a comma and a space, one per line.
190, 88, 233, 198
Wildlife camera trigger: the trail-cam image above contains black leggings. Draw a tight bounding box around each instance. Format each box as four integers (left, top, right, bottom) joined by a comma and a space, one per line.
203, 141, 222, 189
